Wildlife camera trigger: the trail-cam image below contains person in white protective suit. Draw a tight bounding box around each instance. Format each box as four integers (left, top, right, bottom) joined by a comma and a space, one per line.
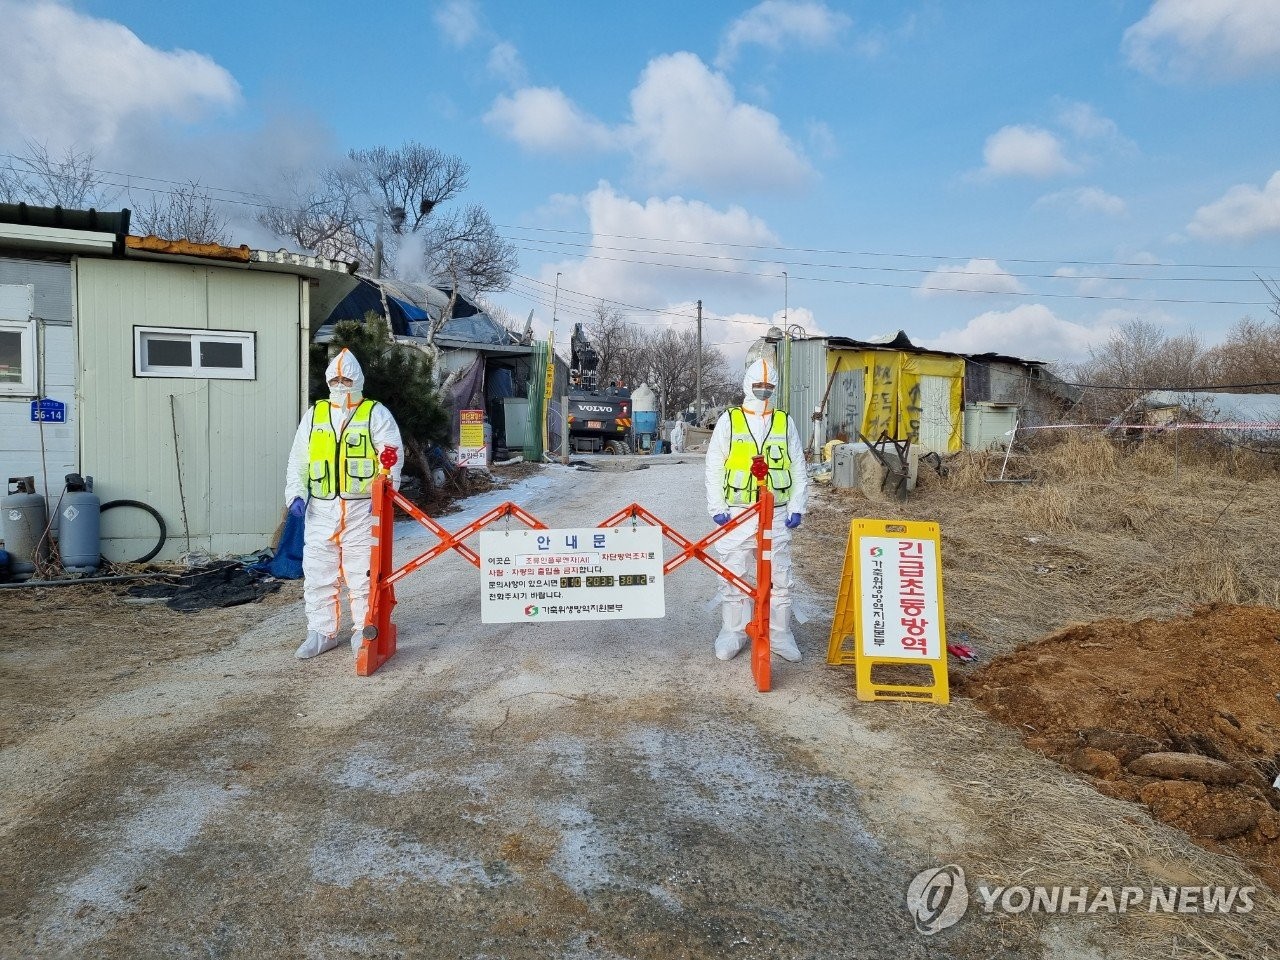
285, 348, 403, 659
704, 357, 808, 662
671, 419, 687, 453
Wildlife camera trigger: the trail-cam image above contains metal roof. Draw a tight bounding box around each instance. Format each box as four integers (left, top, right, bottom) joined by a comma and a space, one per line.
0, 202, 131, 255
0, 202, 130, 236
825, 330, 1052, 366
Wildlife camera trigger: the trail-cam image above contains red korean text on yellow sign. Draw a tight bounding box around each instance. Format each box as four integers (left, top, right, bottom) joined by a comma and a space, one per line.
826, 518, 949, 705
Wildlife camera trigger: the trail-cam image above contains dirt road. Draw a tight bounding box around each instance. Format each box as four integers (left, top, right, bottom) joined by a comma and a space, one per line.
0, 459, 1269, 958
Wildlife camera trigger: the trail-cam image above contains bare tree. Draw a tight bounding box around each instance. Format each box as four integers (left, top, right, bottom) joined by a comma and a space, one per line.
1203, 315, 1280, 391
260, 141, 516, 293
0, 141, 118, 208
1070, 318, 1210, 418
1262, 275, 1280, 324
640, 327, 734, 421
352, 143, 467, 233
421, 203, 517, 294
0, 164, 22, 203
131, 180, 230, 244
586, 301, 630, 385
259, 166, 374, 263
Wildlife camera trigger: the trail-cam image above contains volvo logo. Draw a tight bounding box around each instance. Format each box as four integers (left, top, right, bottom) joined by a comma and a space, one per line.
579, 405, 613, 412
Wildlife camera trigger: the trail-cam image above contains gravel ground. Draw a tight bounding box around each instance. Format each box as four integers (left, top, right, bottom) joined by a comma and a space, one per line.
0, 457, 1214, 958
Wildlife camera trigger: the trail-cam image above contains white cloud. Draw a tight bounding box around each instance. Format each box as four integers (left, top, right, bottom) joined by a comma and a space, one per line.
541, 182, 781, 309
484, 88, 617, 153
486, 41, 527, 86
923, 304, 1112, 362
434, 0, 481, 46
628, 53, 812, 192
918, 259, 1025, 297
1124, 0, 1280, 80
1186, 171, 1280, 241
1055, 101, 1119, 141
488, 53, 812, 194
1035, 186, 1128, 217
0, 0, 240, 151
716, 1, 852, 67
979, 125, 1078, 179
1051, 267, 1128, 299
806, 120, 839, 160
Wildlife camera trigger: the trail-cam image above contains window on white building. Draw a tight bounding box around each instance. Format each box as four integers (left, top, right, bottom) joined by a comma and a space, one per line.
0, 320, 36, 396
0, 283, 36, 397
134, 327, 256, 380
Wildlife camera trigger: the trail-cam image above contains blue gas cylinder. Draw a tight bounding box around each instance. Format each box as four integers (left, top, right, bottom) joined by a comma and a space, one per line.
58, 474, 101, 573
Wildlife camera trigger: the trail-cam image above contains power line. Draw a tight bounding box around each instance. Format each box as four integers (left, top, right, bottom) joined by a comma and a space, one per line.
507, 242, 1274, 307
1, 153, 279, 206
1054, 377, 1280, 391
499, 233, 1267, 285
510, 274, 770, 329
498, 223, 1280, 273
5, 152, 1273, 309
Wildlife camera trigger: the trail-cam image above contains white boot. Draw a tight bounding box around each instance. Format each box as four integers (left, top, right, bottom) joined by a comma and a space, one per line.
295, 630, 340, 659
715, 598, 749, 660
715, 630, 747, 661
769, 631, 802, 662
769, 601, 801, 662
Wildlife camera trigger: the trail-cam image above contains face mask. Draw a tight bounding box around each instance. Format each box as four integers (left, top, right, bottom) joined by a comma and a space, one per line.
329, 385, 359, 408
751, 387, 774, 402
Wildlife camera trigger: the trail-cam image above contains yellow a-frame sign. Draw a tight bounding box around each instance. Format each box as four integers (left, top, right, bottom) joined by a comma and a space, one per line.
826, 518, 949, 704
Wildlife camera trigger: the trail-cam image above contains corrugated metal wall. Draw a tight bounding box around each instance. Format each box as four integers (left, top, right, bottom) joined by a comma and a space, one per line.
824, 349, 868, 446
77, 258, 302, 561
783, 338, 827, 451
0, 258, 78, 502
918, 374, 954, 452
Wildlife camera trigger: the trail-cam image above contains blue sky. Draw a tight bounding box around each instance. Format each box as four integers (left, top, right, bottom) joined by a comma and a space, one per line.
3, 0, 1278, 366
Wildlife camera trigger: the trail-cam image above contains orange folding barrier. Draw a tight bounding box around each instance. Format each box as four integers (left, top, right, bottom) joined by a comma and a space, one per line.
357, 473, 776, 691
597, 486, 775, 692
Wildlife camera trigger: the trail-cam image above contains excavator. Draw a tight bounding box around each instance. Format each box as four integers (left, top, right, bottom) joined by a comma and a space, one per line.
565, 323, 632, 453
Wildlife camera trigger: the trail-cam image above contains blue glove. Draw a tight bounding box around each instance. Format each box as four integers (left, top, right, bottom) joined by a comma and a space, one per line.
713, 512, 731, 526
785, 513, 802, 529
288, 497, 306, 519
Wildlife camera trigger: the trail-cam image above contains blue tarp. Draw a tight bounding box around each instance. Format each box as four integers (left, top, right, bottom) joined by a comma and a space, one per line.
249, 511, 304, 580
325, 280, 421, 335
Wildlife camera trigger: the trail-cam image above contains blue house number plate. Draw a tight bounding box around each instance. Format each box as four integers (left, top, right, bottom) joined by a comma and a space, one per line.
31, 399, 66, 423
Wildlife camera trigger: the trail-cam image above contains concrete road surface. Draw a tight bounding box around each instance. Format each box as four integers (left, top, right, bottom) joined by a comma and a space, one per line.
2, 458, 1049, 959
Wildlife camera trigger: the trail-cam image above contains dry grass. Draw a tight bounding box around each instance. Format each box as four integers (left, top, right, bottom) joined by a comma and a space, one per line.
794, 432, 1280, 956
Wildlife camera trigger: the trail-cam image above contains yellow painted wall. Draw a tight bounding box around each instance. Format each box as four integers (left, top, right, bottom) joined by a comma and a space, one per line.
827, 348, 963, 452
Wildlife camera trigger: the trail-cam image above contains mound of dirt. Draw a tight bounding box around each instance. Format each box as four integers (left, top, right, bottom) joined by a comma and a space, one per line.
962, 604, 1280, 881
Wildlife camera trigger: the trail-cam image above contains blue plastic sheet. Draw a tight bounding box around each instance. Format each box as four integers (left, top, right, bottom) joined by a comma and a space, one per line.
250, 510, 304, 580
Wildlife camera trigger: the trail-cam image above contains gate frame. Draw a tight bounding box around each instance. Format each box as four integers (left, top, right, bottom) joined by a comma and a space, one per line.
357, 473, 776, 691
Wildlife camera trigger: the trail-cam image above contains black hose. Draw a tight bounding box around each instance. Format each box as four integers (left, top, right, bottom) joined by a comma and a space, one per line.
100, 499, 167, 565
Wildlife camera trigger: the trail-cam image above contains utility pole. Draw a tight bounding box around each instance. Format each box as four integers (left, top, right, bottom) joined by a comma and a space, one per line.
371, 204, 405, 281
696, 299, 703, 425
544, 272, 561, 463
551, 272, 561, 356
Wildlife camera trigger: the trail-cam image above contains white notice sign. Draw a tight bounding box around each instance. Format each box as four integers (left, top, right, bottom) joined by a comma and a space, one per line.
479, 526, 665, 624
858, 536, 943, 661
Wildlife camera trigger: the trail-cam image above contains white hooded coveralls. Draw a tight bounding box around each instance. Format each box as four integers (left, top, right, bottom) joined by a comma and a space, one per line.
671, 419, 687, 453
285, 349, 403, 657
704, 357, 808, 661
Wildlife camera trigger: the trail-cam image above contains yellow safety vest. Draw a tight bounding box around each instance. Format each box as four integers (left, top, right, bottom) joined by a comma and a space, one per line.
307, 399, 378, 500
723, 407, 792, 506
